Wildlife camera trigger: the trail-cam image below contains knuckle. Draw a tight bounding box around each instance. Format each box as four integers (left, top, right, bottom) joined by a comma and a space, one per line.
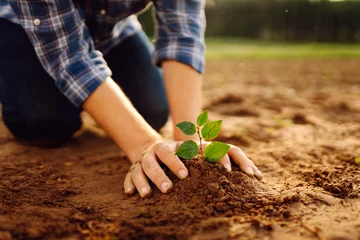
158, 144, 173, 154
142, 154, 151, 162
125, 172, 132, 180
153, 172, 163, 183
131, 167, 143, 180
141, 155, 153, 169
150, 164, 159, 170
234, 147, 247, 158
135, 162, 143, 172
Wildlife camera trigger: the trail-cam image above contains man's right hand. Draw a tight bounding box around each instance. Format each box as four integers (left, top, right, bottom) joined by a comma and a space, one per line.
124, 140, 189, 197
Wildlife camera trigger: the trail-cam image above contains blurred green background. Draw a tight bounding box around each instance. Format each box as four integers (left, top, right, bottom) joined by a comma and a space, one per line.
138, 0, 360, 59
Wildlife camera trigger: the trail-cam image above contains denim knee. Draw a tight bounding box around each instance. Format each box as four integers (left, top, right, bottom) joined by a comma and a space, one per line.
3, 115, 82, 141
142, 108, 170, 132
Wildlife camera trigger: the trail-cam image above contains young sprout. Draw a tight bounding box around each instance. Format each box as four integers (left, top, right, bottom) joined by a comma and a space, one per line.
175, 110, 230, 163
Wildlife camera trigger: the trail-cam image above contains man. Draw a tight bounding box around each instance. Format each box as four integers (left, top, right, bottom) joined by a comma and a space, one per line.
0, 0, 262, 197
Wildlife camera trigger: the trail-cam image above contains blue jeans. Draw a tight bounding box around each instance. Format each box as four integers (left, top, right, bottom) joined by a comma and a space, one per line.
0, 18, 169, 142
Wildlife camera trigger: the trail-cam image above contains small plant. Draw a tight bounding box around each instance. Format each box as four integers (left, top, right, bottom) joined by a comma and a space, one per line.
355, 156, 360, 165
175, 110, 230, 162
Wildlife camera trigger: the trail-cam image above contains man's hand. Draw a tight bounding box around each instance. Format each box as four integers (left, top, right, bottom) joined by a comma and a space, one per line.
206, 142, 263, 179
124, 140, 262, 197
124, 140, 188, 197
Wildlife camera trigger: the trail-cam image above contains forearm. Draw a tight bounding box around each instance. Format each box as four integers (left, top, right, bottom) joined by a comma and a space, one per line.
83, 77, 162, 163
162, 61, 203, 141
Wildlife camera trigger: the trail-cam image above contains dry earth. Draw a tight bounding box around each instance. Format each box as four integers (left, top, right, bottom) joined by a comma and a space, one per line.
0, 60, 359, 240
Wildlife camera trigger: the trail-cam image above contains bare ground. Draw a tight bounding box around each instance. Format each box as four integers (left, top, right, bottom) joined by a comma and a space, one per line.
0, 60, 359, 240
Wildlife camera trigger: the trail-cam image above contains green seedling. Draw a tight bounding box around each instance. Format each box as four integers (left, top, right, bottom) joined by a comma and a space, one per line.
175, 110, 230, 162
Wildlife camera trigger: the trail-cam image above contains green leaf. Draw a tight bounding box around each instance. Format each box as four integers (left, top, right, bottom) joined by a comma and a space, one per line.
176, 121, 196, 136
355, 157, 360, 165
197, 110, 209, 126
204, 142, 230, 163
201, 120, 222, 140
175, 140, 199, 160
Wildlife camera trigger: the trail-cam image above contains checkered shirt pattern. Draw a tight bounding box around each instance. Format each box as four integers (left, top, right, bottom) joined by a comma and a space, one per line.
0, 0, 206, 106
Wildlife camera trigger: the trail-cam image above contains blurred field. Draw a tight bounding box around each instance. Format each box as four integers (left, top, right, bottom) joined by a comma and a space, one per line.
206, 37, 360, 60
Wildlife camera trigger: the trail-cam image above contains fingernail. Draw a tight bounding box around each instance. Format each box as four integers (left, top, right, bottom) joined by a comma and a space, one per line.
224, 163, 231, 172
161, 182, 171, 193
126, 187, 135, 195
141, 187, 149, 197
246, 167, 254, 176
178, 169, 188, 179
255, 170, 263, 179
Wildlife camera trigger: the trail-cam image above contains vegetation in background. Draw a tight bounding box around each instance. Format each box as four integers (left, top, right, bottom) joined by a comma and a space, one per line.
139, 0, 360, 43
205, 37, 360, 60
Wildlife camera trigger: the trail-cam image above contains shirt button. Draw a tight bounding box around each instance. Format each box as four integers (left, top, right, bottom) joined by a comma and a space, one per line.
33, 18, 41, 26
99, 9, 106, 15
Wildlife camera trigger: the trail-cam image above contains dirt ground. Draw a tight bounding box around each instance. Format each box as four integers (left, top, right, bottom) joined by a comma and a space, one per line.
0, 60, 360, 240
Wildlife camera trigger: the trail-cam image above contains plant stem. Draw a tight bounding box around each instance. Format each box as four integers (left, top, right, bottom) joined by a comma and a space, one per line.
196, 126, 203, 155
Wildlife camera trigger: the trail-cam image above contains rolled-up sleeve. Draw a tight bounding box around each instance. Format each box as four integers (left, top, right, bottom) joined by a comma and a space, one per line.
152, 0, 206, 73
8, 0, 112, 107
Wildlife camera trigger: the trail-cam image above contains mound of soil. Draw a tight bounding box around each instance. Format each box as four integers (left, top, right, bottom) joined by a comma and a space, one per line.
117, 159, 298, 240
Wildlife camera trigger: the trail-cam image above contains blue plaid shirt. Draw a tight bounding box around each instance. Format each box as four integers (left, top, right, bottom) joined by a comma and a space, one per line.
0, 0, 206, 106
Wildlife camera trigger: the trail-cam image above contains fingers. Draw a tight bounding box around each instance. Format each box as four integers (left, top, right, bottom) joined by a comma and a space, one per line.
124, 171, 135, 196
124, 142, 189, 197
156, 144, 188, 179
131, 162, 152, 197
200, 141, 232, 172
219, 154, 231, 172
125, 140, 263, 198
251, 164, 262, 180
141, 153, 173, 193
228, 146, 263, 180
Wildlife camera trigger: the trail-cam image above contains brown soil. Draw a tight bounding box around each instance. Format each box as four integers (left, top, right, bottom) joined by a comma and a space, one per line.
1, 60, 360, 240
